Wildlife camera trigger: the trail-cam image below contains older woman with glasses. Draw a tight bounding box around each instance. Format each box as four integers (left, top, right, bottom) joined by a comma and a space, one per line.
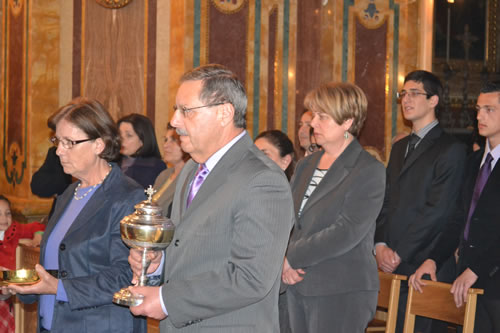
3, 97, 146, 333
282, 82, 386, 333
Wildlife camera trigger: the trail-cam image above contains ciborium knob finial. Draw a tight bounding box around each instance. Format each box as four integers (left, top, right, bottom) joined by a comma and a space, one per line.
145, 185, 156, 203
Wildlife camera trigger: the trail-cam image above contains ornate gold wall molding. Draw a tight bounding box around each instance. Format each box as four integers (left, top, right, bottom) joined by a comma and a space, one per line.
95, 0, 132, 9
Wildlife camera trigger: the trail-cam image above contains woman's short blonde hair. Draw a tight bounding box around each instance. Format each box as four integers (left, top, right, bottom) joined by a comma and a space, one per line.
304, 82, 367, 137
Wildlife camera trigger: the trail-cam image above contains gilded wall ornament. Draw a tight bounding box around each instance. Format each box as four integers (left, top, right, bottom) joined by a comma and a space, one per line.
212, 0, 246, 14
95, 0, 132, 9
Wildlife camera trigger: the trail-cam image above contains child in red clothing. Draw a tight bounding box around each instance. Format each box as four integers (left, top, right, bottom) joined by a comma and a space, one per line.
0, 195, 45, 333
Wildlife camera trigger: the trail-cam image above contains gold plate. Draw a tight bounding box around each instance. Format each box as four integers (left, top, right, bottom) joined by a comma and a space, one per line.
1, 269, 40, 285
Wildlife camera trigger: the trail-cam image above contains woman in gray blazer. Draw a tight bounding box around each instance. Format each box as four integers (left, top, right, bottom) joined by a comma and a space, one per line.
282, 82, 386, 333
4, 98, 146, 333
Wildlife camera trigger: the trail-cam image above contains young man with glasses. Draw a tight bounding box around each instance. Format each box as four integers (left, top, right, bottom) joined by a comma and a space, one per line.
375, 70, 467, 333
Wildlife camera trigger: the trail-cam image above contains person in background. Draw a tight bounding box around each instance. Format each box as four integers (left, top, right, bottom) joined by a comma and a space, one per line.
308, 126, 322, 154
254, 129, 296, 332
297, 110, 313, 158
118, 113, 166, 188
152, 123, 190, 217
282, 82, 385, 333
3, 97, 146, 333
31, 115, 73, 218
0, 194, 45, 333
254, 129, 296, 181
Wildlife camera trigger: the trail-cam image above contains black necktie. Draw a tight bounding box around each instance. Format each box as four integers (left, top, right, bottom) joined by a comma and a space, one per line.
405, 134, 420, 160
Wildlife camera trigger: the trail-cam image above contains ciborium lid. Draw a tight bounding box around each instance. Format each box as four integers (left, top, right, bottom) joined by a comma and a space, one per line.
121, 185, 172, 226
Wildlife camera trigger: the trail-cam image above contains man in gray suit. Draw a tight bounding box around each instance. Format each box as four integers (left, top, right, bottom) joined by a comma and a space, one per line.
128, 64, 295, 332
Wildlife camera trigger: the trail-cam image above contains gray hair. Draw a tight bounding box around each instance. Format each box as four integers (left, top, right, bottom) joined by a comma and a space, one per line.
180, 64, 247, 128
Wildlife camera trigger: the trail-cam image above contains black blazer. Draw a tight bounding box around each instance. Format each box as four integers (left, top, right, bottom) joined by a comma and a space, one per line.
430, 149, 500, 299
375, 125, 466, 275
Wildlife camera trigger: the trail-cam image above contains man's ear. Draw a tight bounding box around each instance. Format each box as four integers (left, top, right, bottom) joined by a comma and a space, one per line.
218, 103, 235, 127
429, 95, 439, 109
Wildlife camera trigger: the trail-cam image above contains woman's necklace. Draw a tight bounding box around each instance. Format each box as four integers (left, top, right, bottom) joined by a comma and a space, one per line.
73, 164, 112, 200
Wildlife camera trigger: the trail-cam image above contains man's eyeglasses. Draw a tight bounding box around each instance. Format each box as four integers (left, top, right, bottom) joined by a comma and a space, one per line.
396, 90, 431, 99
50, 136, 94, 149
173, 102, 225, 117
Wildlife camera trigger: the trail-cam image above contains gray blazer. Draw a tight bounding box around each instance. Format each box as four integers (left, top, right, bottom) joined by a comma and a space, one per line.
286, 139, 385, 296
20, 164, 147, 333
159, 133, 295, 332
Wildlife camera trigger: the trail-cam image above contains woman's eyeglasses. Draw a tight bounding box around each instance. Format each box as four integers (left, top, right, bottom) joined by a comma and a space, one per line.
50, 136, 94, 149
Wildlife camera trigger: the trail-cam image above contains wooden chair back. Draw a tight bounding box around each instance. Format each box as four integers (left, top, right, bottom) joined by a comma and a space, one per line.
366, 272, 407, 333
403, 280, 483, 333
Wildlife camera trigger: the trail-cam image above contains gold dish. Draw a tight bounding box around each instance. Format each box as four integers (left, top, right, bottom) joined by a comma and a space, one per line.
1, 269, 40, 285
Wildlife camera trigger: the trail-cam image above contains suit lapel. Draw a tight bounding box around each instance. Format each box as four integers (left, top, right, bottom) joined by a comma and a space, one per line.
178, 162, 198, 220
399, 125, 443, 177
464, 152, 483, 208
181, 133, 252, 220
43, 183, 76, 238
299, 140, 362, 217
40, 182, 77, 261
466, 150, 499, 209
292, 153, 322, 215
63, 188, 108, 239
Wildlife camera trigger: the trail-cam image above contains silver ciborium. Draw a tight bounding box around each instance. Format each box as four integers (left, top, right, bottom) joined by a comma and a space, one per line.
113, 186, 175, 306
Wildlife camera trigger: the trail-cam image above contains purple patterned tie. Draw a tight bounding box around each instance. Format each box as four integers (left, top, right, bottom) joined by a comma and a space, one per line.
464, 153, 493, 240
186, 164, 209, 208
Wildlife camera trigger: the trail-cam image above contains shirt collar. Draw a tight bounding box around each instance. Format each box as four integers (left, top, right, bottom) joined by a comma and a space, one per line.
204, 130, 246, 172
412, 119, 439, 139
483, 140, 500, 169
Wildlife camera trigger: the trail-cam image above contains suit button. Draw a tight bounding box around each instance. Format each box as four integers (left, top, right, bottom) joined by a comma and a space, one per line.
469, 245, 475, 248
174, 239, 180, 246
60, 271, 68, 278
59, 243, 66, 251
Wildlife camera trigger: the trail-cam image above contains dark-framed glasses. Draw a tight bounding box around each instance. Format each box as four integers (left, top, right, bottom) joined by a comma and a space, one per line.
50, 136, 94, 149
396, 90, 431, 99
173, 102, 225, 117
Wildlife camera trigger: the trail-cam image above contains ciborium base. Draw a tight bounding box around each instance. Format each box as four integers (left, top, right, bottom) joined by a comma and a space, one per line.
113, 287, 144, 307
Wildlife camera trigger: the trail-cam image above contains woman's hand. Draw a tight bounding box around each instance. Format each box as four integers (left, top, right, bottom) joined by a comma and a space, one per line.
7, 264, 58, 295
282, 257, 305, 285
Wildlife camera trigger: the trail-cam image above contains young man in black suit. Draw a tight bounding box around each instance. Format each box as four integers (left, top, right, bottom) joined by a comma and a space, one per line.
410, 81, 500, 333
375, 70, 467, 332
